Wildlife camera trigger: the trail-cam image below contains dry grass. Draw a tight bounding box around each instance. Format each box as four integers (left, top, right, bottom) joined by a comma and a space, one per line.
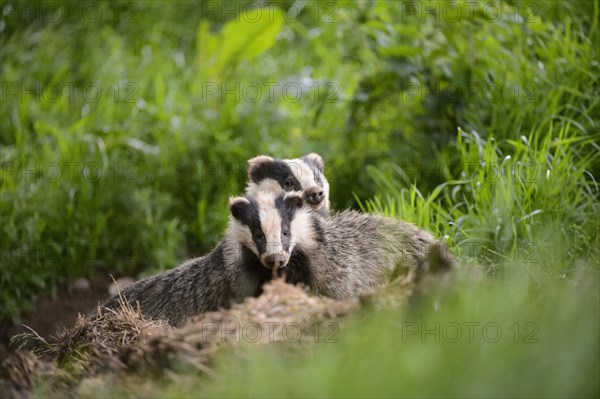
0, 279, 362, 398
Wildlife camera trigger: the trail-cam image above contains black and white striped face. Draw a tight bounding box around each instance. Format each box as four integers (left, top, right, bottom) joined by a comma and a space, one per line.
228, 191, 312, 270
246, 153, 330, 213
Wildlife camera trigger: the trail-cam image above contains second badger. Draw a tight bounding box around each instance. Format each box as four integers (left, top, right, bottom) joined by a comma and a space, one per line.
246, 152, 330, 216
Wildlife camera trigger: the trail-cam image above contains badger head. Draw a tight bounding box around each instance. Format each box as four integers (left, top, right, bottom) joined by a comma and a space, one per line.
246, 153, 330, 213
228, 191, 311, 270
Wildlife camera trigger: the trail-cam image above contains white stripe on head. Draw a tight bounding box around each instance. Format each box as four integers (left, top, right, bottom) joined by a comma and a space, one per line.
320, 174, 330, 210
246, 178, 282, 196
285, 159, 314, 191
255, 192, 283, 257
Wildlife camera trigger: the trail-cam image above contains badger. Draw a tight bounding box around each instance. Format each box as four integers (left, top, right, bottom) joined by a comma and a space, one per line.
278, 193, 454, 299
101, 191, 310, 326
226, 190, 454, 300
246, 152, 330, 216
100, 152, 329, 326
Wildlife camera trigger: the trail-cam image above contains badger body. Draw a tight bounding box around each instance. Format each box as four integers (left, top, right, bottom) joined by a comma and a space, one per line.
100, 241, 270, 326
246, 153, 330, 216
285, 208, 454, 299
101, 192, 310, 326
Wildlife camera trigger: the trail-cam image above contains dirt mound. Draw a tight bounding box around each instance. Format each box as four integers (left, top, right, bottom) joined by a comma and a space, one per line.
122, 279, 358, 373
0, 280, 360, 398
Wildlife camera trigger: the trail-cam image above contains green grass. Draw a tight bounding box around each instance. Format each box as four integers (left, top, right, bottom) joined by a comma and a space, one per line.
359, 127, 599, 270
1, 0, 599, 397
166, 268, 599, 399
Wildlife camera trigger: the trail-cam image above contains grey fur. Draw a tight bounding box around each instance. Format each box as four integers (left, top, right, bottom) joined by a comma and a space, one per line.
285, 208, 455, 299
101, 229, 272, 327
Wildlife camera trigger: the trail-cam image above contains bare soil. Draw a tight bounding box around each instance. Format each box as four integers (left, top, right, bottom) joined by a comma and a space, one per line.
0, 275, 114, 359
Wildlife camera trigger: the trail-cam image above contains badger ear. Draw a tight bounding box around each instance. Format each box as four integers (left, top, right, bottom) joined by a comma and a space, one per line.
247, 155, 274, 180
302, 153, 324, 172
229, 196, 251, 220
284, 191, 304, 209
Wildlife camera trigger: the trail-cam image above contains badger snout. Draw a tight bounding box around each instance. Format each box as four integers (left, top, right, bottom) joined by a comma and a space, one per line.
304, 186, 325, 207
264, 253, 288, 269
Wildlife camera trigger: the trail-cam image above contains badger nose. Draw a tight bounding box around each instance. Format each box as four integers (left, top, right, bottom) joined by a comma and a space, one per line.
265, 254, 286, 269
304, 186, 324, 205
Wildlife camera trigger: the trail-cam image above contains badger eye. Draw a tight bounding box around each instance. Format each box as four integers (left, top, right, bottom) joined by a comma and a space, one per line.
255, 231, 264, 240
282, 229, 289, 236
315, 176, 321, 184
284, 180, 294, 189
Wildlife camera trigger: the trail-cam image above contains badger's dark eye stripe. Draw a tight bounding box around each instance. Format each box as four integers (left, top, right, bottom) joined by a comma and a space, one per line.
251, 159, 302, 191
233, 197, 267, 254
275, 193, 301, 251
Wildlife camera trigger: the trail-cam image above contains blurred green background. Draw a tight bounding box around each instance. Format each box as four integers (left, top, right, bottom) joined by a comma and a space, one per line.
0, 0, 598, 396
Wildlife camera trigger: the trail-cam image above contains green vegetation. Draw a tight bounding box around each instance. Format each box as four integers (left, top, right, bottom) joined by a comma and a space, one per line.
1, 0, 598, 397
129, 271, 599, 398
